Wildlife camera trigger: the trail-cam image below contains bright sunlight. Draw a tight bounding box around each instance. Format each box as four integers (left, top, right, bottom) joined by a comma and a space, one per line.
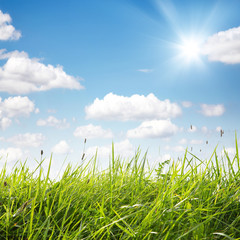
179, 38, 201, 61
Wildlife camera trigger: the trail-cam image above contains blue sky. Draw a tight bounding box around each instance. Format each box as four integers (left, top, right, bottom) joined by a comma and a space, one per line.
0, 0, 240, 176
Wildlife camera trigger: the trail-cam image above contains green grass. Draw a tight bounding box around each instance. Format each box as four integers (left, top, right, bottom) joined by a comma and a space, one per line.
1, 139, 240, 239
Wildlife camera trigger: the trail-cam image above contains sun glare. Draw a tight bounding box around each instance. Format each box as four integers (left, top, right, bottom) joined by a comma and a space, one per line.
179, 38, 201, 62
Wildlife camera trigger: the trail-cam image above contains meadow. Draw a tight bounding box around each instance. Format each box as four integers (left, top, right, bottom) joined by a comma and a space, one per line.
0, 139, 240, 239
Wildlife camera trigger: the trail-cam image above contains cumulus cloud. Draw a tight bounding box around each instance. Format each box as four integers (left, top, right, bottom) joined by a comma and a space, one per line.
0, 117, 12, 130
5, 133, 45, 147
74, 124, 113, 139
181, 101, 193, 108
51, 140, 72, 155
202, 26, 240, 64
0, 96, 36, 129
0, 10, 21, 40
0, 96, 35, 118
0, 147, 24, 162
37, 116, 70, 129
200, 104, 225, 117
86, 93, 182, 121
127, 120, 178, 138
0, 49, 83, 94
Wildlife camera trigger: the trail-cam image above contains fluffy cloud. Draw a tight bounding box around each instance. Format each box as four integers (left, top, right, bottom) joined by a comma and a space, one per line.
0, 147, 24, 162
86, 93, 182, 121
0, 10, 21, 41
200, 104, 225, 117
0, 96, 36, 129
202, 26, 240, 64
5, 133, 45, 147
0, 117, 12, 130
127, 120, 178, 138
51, 140, 72, 155
74, 124, 113, 139
0, 49, 83, 94
0, 96, 35, 118
37, 116, 70, 129
181, 101, 193, 108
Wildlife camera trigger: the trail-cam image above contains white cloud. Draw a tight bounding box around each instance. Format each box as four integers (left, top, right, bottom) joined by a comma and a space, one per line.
51, 140, 72, 155
179, 138, 187, 145
202, 26, 240, 64
0, 10, 21, 40
181, 101, 193, 108
188, 125, 197, 133
0, 96, 36, 130
85, 139, 135, 160
0, 96, 35, 118
5, 133, 45, 147
0, 49, 83, 94
114, 139, 135, 156
200, 104, 225, 117
0, 147, 24, 162
137, 69, 153, 73
0, 117, 12, 130
74, 124, 113, 139
190, 139, 203, 145
127, 119, 178, 138
216, 126, 222, 132
37, 116, 70, 129
86, 93, 182, 121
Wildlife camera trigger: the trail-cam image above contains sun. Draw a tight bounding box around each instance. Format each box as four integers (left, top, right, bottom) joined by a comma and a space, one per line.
181, 40, 200, 58
179, 38, 201, 61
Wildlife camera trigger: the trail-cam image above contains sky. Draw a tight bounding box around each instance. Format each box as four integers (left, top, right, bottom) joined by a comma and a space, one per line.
0, 0, 240, 177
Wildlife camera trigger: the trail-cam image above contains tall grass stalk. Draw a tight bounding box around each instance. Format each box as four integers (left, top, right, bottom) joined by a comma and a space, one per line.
0, 142, 240, 239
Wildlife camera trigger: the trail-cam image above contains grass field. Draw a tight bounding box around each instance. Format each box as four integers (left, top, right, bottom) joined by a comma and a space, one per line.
1, 138, 240, 239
